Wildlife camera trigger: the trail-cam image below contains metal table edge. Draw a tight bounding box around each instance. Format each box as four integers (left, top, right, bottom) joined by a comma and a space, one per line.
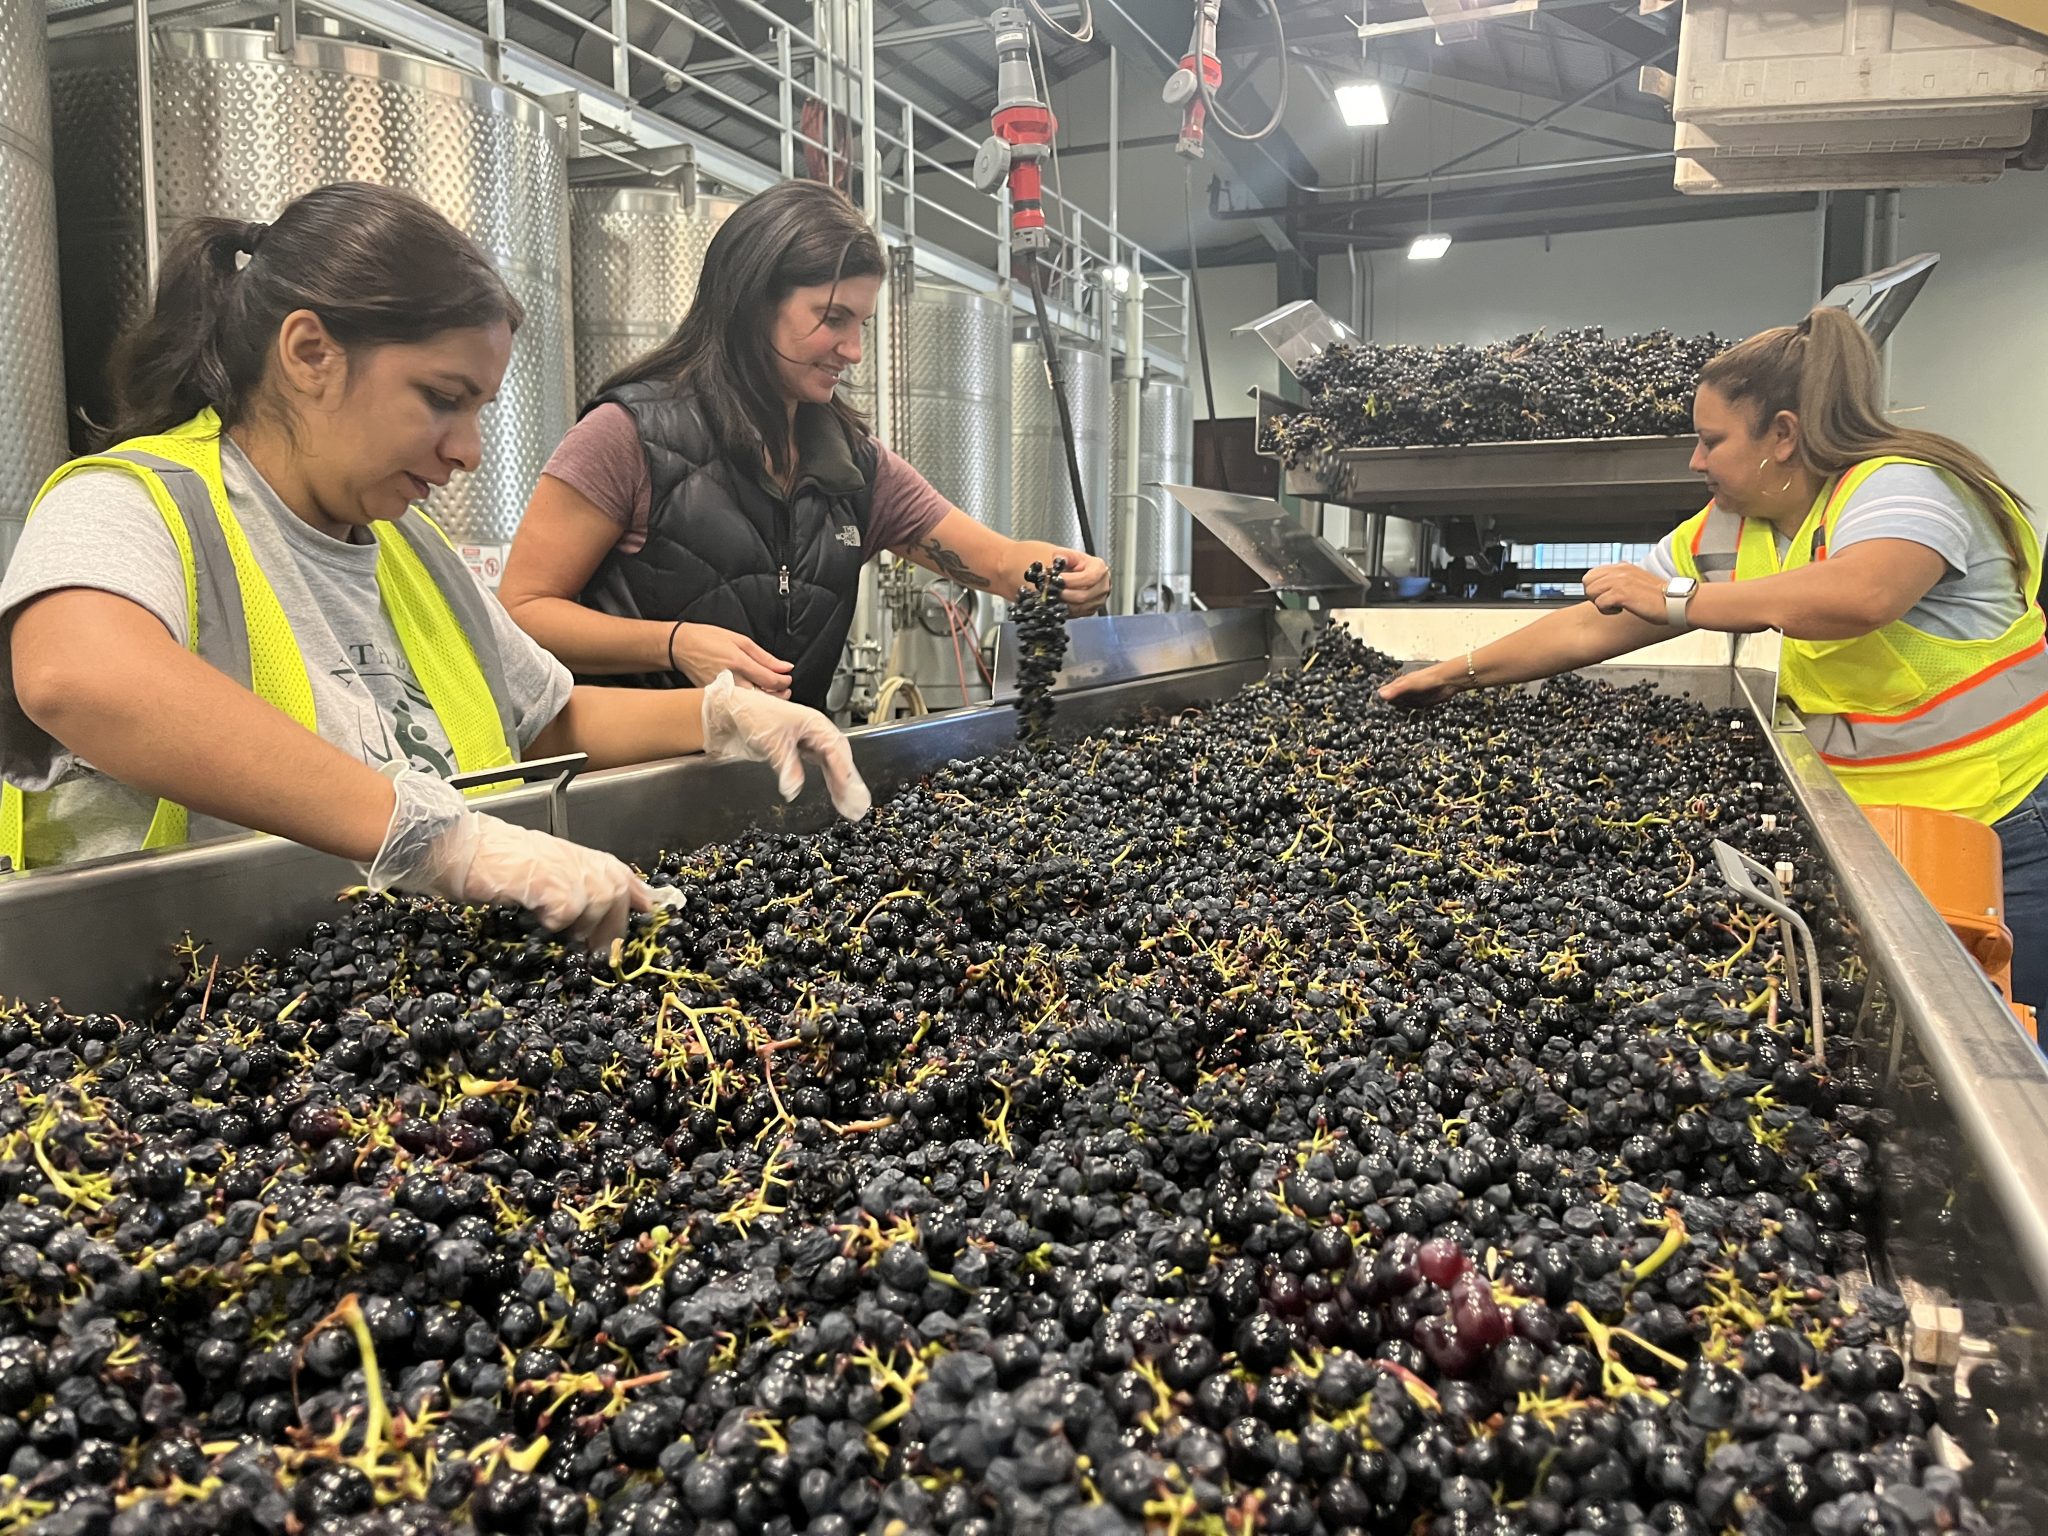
1734, 667, 2048, 1314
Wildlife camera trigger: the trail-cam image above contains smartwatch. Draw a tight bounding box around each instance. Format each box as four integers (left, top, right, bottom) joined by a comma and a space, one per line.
1663, 576, 1699, 630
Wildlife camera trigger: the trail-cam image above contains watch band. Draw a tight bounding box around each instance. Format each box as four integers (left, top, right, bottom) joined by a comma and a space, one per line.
1664, 578, 1697, 630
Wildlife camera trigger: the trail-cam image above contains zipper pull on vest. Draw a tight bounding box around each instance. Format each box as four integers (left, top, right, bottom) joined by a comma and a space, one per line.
779, 565, 791, 596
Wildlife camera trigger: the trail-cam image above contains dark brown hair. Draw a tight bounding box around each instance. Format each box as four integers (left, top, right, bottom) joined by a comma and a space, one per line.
597, 179, 884, 478
1701, 306, 2029, 522
104, 181, 523, 447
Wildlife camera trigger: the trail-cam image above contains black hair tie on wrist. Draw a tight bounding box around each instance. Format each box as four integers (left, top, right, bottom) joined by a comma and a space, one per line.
666, 620, 684, 674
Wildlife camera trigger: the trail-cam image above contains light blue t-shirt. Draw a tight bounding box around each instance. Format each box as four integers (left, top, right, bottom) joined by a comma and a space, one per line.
1640, 463, 2033, 641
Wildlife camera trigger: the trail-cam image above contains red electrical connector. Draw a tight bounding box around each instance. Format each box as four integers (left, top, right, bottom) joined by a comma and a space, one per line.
1161, 0, 1222, 159
971, 6, 1057, 251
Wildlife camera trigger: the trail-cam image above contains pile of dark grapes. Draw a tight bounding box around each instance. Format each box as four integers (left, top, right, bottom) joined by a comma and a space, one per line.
1263, 329, 1729, 465
0, 627, 2038, 1536
1012, 559, 1070, 742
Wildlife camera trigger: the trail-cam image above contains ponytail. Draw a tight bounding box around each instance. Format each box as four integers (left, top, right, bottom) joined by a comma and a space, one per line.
102, 182, 524, 447
1700, 307, 2030, 528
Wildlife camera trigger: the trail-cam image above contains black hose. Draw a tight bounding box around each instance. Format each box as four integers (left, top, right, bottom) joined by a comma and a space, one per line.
1025, 259, 1099, 559
1185, 167, 1218, 423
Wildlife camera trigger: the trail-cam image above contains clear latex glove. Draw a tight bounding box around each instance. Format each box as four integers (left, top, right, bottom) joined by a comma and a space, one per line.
366, 768, 652, 946
699, 670, 872, 820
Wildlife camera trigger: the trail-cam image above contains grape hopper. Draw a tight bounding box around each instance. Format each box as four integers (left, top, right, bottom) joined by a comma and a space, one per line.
0, 608, 2042, 1536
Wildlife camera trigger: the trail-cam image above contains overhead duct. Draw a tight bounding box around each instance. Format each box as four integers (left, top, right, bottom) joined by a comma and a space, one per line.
1667, 0, 2048, 192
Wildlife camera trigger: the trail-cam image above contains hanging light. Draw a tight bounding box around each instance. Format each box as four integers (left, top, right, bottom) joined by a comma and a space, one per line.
1337, 2, 1390, 127
1408, 73, 1449, 260
1335, 81, 1390, 127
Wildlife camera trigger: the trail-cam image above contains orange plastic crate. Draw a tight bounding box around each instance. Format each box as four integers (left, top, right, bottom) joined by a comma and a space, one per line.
1861, 804, 2035, 1039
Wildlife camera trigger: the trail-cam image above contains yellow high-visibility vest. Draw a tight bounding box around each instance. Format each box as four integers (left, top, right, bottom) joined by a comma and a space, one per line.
0, 412, 518, 871
1663, 455, 2048, 823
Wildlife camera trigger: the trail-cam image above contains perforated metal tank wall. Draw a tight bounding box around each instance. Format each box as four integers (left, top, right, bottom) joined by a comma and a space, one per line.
0, 1, 71, 569
48, 28, 572, 552
1010, 336, 1107, 557
1110, 376, 1195, 608
569, 184, 740, 410
843, 283, 1011, 536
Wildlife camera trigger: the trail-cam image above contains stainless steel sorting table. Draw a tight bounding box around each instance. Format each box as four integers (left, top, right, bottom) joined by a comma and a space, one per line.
1, 606, 2044, 1346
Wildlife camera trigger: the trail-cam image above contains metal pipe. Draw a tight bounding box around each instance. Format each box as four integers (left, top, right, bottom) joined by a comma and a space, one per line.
1207, 151, 1674, 220
136, 0, 158, 297
486, 0, 505, 76
689, 8, 1083, 74
860, 0, 878, 226
1878, 188, 1901, 395
930, 133, 1183, 170
609, 0, 629, 96
1108, 49, 1119, 247
1116, 274, 1145, 614
902, 99, 916, 240
777, 25, 794, 178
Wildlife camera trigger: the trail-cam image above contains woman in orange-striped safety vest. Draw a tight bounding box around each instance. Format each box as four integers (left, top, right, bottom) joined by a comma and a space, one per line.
1382, 307, 2048, 1010
0, 183, 870, 941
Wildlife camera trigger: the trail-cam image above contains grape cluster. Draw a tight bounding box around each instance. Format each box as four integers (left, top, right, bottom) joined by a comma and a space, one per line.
1012, 559, 1071, 743
1262, 329, 1729, 466
0, 629, 2037, 1536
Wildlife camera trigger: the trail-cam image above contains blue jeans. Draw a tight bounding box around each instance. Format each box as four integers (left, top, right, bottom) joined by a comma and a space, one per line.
1996, 774, 2048, 1011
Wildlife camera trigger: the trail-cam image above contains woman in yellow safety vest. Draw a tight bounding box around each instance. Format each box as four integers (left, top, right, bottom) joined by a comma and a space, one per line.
1381, 307, 2048, 1010
0, 182, 871, 943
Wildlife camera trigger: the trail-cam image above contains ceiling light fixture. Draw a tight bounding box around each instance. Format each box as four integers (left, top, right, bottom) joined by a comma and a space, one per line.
1409, 61, 1449, 261
1338, 2, 1390, 129
1336, 80, 1390, 127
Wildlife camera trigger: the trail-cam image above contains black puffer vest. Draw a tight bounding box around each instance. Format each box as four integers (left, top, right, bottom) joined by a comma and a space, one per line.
578, 383, 876, 710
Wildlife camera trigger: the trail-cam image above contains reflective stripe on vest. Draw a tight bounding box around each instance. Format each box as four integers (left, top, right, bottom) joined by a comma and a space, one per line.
1802, 637, 2048, 767
1, 413, 518, 872
1688, 507, 1742, 581
1660, 456, 2048, 822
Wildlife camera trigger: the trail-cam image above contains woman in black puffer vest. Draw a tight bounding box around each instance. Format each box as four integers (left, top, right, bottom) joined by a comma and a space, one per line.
501, 180, 1109, 713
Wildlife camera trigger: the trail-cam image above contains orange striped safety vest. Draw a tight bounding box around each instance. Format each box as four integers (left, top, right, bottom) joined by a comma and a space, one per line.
1663, 456, 2048, 824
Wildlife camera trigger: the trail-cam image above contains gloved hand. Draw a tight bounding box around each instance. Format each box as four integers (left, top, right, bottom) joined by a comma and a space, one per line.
366, 769, 652, 946
700, 670, 872, 820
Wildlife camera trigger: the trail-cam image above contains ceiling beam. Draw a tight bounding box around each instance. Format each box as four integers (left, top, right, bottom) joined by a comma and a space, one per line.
1351, 65, 1663, 153
1297, 191, 1820, 249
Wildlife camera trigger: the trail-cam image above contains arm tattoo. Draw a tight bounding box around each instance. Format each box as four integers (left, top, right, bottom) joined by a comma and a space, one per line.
915, 536, 993, 591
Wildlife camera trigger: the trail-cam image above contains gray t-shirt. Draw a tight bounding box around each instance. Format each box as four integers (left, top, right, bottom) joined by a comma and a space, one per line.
0, 438, 573, 866
1641, 463, 2031, 641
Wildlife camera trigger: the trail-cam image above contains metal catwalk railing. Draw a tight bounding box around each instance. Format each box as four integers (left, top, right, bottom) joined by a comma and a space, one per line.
54, 0, 1191, 376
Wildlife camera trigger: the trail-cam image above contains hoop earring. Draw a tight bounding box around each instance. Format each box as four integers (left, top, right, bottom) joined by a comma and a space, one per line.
1760, 456, 1795, 495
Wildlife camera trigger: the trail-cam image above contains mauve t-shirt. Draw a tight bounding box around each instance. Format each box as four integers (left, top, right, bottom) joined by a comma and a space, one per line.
541, 402, 954, 559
